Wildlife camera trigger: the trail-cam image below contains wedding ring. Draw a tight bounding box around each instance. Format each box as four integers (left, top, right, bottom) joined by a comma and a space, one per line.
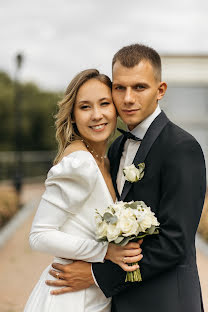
56, 272, 60, 279
123, 257, 127, 263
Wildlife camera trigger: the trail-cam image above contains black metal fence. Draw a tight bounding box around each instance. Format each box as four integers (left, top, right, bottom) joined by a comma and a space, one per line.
0, 151, 56, 183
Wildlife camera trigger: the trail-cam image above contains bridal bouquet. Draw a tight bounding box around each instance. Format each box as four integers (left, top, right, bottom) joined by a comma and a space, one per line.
95, 201, 159, 282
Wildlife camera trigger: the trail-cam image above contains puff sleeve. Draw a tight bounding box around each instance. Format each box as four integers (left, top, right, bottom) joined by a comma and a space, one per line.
29, 151, 108, 262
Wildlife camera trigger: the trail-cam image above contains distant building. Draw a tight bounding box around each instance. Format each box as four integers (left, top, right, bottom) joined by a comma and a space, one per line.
161, 55, 208, 176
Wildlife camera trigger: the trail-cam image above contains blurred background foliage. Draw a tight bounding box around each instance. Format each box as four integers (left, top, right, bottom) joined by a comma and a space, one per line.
0, 70, 60, 151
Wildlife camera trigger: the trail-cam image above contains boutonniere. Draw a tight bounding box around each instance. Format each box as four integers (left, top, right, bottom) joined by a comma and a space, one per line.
123, 163, 145, 183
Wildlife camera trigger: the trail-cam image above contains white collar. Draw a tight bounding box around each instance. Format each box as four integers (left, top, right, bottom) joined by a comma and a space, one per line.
129, 105, 161, 139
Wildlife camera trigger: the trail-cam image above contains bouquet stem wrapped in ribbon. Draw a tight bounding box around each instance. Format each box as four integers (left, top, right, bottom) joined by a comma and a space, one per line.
95, 201, 159, 282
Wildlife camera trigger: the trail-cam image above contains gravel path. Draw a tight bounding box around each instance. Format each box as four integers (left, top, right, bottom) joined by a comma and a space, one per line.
0, 184, 207, 312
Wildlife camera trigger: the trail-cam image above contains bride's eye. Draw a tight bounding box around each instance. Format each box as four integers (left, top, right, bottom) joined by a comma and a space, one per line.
101, 102, 110, 106
80, 105, 90, 109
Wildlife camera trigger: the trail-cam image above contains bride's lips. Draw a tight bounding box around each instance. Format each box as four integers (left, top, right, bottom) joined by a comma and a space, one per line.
89, 123, 108, 132
122, 109, 140, 115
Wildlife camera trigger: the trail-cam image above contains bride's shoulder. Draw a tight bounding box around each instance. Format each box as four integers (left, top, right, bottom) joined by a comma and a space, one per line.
48, 141, 96, 179
57, 140, 94, 165
60, 140, 88, 160
43, 142, 98, 213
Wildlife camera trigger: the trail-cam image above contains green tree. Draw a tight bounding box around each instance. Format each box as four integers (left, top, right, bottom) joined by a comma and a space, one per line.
0, 72, 14, 150
0, 71, 60, 151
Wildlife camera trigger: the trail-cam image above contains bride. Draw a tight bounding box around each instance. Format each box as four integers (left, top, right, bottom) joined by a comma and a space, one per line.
24, 69, 142, 312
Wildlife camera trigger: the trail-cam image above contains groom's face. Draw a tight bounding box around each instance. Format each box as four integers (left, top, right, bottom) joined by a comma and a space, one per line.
112, 60, 166, 130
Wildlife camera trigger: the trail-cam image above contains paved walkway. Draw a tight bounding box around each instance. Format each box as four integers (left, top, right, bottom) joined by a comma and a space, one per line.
0, 184, 208, 312
0, 183, 52, 312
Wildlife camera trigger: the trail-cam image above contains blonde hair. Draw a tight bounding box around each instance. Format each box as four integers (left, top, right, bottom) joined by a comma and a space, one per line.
54, 69, 112, 165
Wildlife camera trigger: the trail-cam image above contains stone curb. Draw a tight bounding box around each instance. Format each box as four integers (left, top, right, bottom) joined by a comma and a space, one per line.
0, 198, 40, 249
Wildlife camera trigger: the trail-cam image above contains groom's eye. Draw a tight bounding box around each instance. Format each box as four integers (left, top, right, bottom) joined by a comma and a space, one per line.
135, 84, 145, 90
114, 85, 125, 90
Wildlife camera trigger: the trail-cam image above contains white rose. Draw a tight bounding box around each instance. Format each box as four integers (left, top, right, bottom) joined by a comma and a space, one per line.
139, 214, 153, 232
123, 163, 145, 183
111, 202, 125, 218
113, 201, 125, 211
134, 207, 147, 221
122, 207, 134, 217
136, 206, 160, 232
123, 164, 138, 182
144, 207, 160, 226
119, 207, 134, 221
106, 224, 121, 242
151, 215, 160, 226
96, 221, 108, 239
119, 211, 139, 236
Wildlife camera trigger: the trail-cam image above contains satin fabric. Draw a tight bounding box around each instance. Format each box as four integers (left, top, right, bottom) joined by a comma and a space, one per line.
24, 151, 113, 312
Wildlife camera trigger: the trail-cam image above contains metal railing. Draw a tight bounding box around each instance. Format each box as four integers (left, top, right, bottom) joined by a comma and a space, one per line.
0, 150, 56, 183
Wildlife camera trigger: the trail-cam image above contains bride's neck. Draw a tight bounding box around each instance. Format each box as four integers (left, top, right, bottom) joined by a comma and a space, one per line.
81, 139, 108, 167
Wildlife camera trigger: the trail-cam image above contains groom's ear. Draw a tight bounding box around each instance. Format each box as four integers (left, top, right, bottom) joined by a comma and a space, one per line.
157, 82, 167, 100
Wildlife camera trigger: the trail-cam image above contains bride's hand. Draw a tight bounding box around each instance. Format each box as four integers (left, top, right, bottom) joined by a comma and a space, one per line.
105, 239, 143, 272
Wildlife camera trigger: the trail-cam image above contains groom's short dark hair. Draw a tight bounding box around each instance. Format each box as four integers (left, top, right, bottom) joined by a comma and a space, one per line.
112, 43, 162, 81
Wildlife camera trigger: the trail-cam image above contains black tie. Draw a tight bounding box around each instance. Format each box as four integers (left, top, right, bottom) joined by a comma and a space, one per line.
117, 128, 142, 142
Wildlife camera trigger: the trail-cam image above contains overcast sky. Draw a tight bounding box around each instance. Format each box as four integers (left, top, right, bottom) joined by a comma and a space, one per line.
1, 0, 208, 90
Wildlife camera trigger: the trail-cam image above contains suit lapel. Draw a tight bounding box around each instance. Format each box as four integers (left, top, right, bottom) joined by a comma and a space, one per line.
111, 135, 126, 200
120, 111, 169, 201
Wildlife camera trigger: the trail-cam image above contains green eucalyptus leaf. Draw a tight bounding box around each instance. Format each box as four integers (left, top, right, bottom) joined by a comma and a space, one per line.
137, 201, 147, 208
135, 233, 149, 239
114, 236, 124, 244
134, 201, 141, 205
118, 236, 136, 246
130, 203, 138, 209
148, 225, 156, 235
103, 212, 118, 224
138, 162, 145, 170
103, 212, 113, 222
124, 203, 138, 209
138, 171, 144, 180
154, 228, 160, 235
109, 215, 118, 224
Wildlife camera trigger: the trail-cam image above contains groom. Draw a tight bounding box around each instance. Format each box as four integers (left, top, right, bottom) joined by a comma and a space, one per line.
46, 44, 206, 311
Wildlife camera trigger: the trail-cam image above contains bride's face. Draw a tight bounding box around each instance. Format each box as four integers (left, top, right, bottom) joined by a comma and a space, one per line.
73, 79, 117, 144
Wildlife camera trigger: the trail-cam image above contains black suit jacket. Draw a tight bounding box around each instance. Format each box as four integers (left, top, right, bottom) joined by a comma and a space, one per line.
92, 111, 206, 312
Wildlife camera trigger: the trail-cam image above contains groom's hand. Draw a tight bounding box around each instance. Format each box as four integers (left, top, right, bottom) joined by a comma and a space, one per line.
46, 260, 94, 295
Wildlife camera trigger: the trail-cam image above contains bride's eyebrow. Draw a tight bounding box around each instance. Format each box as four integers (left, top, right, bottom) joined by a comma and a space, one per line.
99, 97, 111, 102
78, 100, 90, 104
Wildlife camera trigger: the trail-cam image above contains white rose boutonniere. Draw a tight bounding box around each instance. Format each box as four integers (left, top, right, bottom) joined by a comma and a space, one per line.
123, 163, 145, 183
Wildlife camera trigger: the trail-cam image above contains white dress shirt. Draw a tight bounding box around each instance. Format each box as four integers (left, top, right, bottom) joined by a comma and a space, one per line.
117, 105, 161, 195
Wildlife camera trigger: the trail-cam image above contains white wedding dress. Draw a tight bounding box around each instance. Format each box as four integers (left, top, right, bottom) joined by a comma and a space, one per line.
24, 151, 113, 312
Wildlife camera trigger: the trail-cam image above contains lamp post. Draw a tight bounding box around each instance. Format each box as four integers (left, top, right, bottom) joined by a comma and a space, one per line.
13, 53, 24, 206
